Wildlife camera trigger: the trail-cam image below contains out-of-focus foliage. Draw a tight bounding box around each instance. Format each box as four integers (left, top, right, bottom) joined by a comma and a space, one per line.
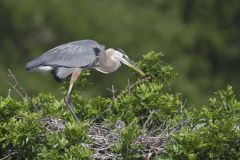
0, 52, 239, 159
0, 0, 239, 104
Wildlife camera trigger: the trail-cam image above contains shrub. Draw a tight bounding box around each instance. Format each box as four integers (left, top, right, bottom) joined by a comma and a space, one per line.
0, 52, 239, 159
161, 86, 240, 160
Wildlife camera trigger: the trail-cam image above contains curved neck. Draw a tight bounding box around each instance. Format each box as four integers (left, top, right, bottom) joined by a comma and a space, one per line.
95, 49, 121, 73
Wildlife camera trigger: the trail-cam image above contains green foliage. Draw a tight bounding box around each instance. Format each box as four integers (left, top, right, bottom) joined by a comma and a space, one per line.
0, 95, 92, 159
139, 52, 177, 83
162, 86, 240, 160
0, 52, 239, 159
114, 124, 142, 159
31, 93, 65, 118
38, 122, 92, 159
108, 52, 180, 129
0, 98, 44, 159
111, 82, 181, 130
72, 96, 111, 122
0, 0, 239, 105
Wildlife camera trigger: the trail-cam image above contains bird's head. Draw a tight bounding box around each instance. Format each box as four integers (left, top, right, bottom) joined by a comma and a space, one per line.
110, 48, 145, 77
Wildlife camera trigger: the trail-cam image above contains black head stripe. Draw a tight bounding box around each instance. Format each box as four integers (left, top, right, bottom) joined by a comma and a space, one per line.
113, 48, 125, 54
122, 54, 128, 59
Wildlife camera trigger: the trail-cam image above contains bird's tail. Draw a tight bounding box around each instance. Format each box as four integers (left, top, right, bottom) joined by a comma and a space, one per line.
25, 57, 44, 71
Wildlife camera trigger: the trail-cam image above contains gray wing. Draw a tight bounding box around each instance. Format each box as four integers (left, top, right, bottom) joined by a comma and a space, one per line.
26, 40, 105, 70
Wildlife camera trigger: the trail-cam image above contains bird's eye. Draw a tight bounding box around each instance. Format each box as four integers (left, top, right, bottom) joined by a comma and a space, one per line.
122, 54, 129, 59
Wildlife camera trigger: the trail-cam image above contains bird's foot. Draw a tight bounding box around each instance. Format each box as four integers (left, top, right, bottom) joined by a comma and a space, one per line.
64, 95, 80, 122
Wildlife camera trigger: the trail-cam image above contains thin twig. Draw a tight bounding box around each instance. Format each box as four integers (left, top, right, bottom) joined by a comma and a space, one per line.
147, 152, 153, 160
107, 85, 116, 101
8, 82, 25, 99
7, 89, 11, 98
143, 110, 155, 130
39, 118, 173, 159
8, 69, 26, 96
0, 151, 17, 160
121, 77, 151, 95
8, 69, 28, 99
90, 104, 112, 124
179, 99, 187, 129
128, 77, 151, 91
127, 78, 131, 96
112, 85, 116, 101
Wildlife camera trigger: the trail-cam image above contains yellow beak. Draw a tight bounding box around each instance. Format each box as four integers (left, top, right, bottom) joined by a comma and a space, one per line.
123, 58, 145, 77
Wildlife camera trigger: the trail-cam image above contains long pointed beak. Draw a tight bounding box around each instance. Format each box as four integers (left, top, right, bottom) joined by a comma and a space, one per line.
121, 57, 145, 77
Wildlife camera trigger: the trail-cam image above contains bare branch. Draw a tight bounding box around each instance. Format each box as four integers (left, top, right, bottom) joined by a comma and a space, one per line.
127, 78, 131, 96
0, 151, 17, 160
8, 69, 28, 99
121, 77, 151, 95
143, 110, 155, 130
90, 104, 112, 124
39, 117, 177, 159
8, 82, 25, 100
107, 85, 116, 101
7, 89, 11, 98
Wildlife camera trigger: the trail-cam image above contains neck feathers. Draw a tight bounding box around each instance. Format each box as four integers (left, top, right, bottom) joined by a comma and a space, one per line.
94, 49, 121, 73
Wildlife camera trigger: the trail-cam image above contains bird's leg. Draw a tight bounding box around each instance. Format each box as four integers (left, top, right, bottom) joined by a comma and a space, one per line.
64, 83, 79, 122
64, 69, 81, 122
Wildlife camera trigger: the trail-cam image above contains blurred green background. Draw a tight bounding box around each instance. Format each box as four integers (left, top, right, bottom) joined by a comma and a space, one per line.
0, 0, 239, 104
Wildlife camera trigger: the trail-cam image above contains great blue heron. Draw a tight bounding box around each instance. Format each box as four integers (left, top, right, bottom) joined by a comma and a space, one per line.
26, 39, 145, 121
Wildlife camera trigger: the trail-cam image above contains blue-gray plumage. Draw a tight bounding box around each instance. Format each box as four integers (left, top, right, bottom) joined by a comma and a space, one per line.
26, 40, 104, 80
26, 39, 145, 121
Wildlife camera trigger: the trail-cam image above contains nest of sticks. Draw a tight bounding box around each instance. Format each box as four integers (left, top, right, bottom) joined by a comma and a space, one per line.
40, 117, 177, 160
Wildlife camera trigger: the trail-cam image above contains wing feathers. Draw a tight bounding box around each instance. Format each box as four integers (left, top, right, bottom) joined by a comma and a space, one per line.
25, 40, 105, 71
25, 57, 45, 71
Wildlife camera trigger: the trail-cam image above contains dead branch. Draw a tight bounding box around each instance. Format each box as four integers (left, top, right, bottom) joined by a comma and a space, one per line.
121, 77, 151, 95
0, 151, 17, 160
7, 89, 11, 98
127, 78, 131, 96
8, 69, 28, 99
39, 118, 176, 160
39, 117, 66, 133
143, 110, 155, 130
107, 85, 116, 101
90, 104, 112, 124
